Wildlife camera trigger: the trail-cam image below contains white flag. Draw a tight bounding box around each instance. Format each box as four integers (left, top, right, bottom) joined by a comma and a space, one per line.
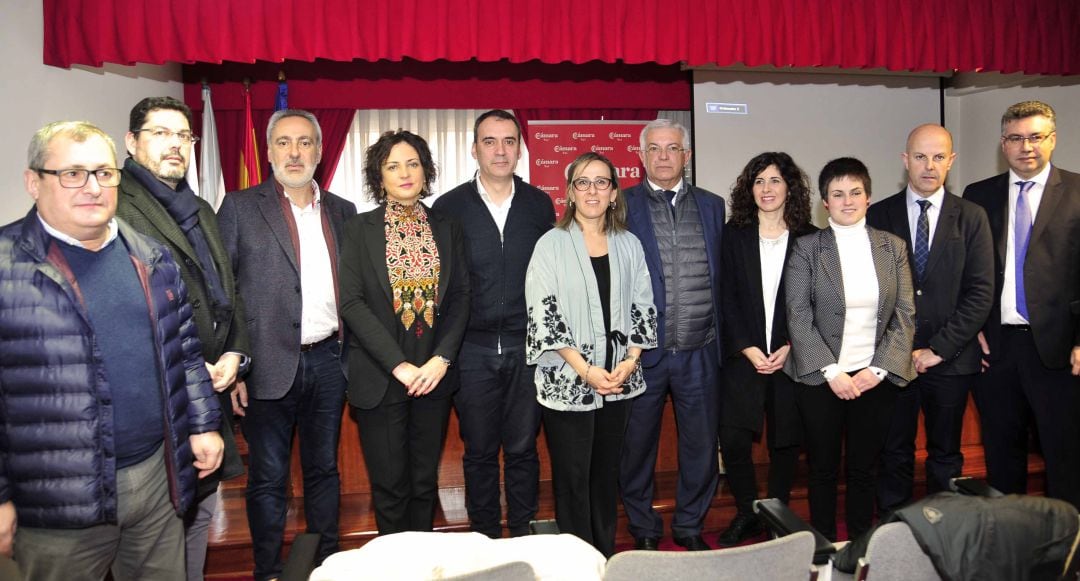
199, 84, 227, 210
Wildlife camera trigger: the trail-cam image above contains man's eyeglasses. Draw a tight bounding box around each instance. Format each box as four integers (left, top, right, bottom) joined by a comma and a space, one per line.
34, 168, 123, 188
133, 127, 200, 144
644, 144, 685, 156
572, 177, 614, 192
1002, 132, 1054, 146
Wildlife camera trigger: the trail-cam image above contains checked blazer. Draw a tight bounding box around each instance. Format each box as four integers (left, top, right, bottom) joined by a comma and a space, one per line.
783, 226, 917, 387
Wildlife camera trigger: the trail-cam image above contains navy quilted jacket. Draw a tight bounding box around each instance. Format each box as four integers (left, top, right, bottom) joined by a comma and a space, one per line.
0, 209, 221, 529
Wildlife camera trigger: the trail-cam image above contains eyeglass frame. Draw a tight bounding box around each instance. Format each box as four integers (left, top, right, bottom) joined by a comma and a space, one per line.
572, 177, 614, 192
33, 167, 123, 188
643, 144, 687, 156
132, 127, 200, 144
1001, 132, 1055, 147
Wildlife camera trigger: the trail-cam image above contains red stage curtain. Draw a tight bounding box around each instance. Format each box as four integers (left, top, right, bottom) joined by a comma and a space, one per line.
313, 109, 356, 189
45, 0, 1080, 75
182, 60, 690, 111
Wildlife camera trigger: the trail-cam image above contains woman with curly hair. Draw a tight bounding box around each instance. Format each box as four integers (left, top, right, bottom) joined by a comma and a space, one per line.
338, 130, 470, 533
524, 152, 657, 556
717, 152, 817, 546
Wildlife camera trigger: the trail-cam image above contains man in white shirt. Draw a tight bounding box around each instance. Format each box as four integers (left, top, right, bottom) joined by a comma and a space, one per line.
963, 101, 1080, 509
868, 124, 993, 515
432, 110, 555, 538
217, 110, 357, 581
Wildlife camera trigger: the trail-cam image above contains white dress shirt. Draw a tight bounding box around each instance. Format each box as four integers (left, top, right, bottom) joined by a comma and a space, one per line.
647, 178, 685, 206
1001, 163, 1051, 325
287, 184, 339, 344
476, 173, 515, 239
905, 185, 945, 251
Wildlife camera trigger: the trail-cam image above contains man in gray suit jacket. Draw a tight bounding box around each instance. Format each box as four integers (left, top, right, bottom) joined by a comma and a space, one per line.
867, 124, 993, 515
116, 96, 249, 581
217, 109, 357, 581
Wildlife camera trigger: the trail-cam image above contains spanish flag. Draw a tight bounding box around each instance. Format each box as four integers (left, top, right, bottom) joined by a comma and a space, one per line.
238, 85, 261, 189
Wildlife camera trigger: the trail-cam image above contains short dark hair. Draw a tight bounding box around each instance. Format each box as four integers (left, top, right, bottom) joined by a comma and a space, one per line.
363, 130, 438, 204
818, 157, 872, 201
728, 151, 813, 230
473, 110, 521, 143
1001, 100, 1056, 133
129, 97, 193, 133
555, 152, 627, 233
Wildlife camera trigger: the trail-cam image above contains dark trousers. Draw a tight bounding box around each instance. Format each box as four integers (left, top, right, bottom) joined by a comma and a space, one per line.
543, 398, 631, 558
620, 345, 721, 538
877, 372, 971, 513
243, 339, 346, 581
453, 342, 541, 537
796, 379, 898, 541
354, 390, 453, 534
972, 326, 1080, 508
720, 366, 801, 515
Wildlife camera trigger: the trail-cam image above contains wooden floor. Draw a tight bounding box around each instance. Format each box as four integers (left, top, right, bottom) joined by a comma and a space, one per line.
204, 444, 1046, 578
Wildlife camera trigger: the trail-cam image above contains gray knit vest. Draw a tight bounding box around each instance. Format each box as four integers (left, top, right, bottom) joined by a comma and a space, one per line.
648, 189, 714, 350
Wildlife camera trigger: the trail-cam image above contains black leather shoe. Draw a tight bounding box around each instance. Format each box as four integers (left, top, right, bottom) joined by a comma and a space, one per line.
673, 534, 711, 551
634, 536, 660, 550
716, 513, 763, 547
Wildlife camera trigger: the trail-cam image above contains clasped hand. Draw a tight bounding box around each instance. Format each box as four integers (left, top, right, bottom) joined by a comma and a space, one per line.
393, 357, 450, 397
828, 368, 882, 400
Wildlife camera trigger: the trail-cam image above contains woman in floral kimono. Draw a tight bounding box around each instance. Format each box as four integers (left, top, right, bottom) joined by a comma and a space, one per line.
525, 152, 657, 557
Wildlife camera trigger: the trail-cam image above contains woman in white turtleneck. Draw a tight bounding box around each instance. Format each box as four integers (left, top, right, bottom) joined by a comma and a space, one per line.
783, 157, 916, 542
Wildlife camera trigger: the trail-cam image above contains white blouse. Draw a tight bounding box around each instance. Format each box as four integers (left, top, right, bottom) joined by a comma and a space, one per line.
759, 229, 789, 353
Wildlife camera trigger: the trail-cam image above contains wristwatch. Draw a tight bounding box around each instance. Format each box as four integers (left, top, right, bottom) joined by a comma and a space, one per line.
435, 355, 452, 367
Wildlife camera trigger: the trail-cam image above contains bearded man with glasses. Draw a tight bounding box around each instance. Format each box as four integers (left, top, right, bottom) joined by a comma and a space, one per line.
116, 96, 249, 581
620, 119, 727, 551
964, 100, 1080, 509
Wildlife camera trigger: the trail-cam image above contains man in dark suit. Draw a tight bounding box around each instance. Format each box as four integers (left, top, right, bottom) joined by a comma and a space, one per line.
963, 101, 1080, 509
115, 97, 249, 581
217, 109, 357, 581
432, 110, 555, 538
868, 124, 994, 515
619, 119, 725, 551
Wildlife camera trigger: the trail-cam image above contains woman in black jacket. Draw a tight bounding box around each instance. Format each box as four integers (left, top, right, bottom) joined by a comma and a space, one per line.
717, 152, 816, 546
338, 130, 470, 534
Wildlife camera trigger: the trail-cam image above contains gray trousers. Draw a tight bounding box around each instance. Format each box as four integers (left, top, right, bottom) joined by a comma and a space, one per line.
185, 487, 220, 581
13, 445, 186, 581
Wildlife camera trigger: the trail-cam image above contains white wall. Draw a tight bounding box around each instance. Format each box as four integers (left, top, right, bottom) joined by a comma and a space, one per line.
692, 70, 941, 224
691, 69, 1080, 226
0, 2, 183, 226
945, 72, 1080, 191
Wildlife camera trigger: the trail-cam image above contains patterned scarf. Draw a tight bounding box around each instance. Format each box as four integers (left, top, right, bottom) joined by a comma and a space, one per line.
384, 201, 440, 335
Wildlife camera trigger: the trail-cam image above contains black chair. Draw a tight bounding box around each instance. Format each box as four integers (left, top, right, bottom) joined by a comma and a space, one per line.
754, 498, 836, 565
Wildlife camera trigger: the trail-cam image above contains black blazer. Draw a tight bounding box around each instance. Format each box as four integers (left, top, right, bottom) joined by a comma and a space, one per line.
338, 204, 470, 410
867, 190, 994, 375
721, 222, 817, 356
963, 166, 1080, 368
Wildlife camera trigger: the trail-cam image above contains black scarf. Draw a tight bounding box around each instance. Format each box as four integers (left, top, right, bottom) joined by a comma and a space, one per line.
124, 158, 230, 312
